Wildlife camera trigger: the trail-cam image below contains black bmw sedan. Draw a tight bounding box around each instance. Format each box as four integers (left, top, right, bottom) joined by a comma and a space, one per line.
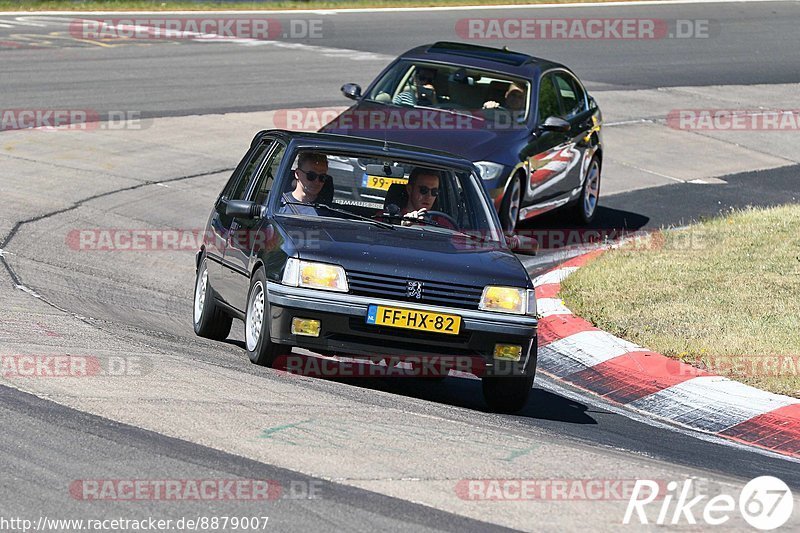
322, 41, 604, 232
194, 130, 538, 412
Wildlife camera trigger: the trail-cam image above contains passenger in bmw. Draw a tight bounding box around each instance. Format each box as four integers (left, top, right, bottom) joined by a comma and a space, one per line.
280, 151, 330, 215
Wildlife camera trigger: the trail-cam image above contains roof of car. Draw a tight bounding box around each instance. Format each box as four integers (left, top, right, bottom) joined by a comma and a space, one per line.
257, 129, 478, 170
398, 41, 566, 76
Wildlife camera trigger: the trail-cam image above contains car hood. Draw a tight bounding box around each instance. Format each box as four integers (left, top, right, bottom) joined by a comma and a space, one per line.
274, 216, 531, 288
321, 102, 528, 165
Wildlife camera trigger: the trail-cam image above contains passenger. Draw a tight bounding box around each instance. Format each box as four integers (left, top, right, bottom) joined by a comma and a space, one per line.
483, 83, 526, 111
280, 152, 330, 215
393, 67, 438, 107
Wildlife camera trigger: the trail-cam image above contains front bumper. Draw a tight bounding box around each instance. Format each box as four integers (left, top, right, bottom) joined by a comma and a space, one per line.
266, 282, 537, 377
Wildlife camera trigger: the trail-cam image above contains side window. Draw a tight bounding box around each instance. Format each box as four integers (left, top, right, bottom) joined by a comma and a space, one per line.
252, 142, 285, 205
223, 141, 273, 201
536, 74, 561, 125
554, 72, 586, 118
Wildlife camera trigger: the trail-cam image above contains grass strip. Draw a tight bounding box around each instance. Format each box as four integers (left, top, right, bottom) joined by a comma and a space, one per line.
561, 204, 800, 398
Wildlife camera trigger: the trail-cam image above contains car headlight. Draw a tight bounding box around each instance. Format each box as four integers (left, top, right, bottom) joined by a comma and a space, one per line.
282, 258, 349, 293
475, 161, 505, 181
480, 286, 536, 315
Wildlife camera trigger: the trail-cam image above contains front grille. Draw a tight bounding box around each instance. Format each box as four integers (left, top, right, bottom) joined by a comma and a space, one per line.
346, 270, 483, 310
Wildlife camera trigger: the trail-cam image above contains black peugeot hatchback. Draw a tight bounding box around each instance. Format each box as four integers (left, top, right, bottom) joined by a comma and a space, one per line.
194, 130, 538, 412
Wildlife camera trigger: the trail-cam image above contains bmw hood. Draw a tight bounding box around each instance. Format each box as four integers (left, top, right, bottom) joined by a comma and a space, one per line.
321, 102, 528, 166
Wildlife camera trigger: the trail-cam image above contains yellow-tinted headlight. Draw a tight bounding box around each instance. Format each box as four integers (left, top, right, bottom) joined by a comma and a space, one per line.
479, 286, 526, 314
282, 258, 348, 293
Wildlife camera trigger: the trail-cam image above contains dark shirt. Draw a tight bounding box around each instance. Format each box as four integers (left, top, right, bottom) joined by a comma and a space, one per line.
279, 192, 320, 216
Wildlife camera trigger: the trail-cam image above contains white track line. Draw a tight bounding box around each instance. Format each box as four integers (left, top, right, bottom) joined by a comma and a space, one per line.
0, 0, 791, 16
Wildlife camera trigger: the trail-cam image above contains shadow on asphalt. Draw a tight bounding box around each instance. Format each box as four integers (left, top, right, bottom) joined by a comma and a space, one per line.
273, 352, 597, 425
517, 205, 651, 232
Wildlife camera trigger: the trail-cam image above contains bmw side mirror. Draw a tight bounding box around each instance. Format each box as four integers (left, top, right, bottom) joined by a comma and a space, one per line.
539, 116, 571, 133
341, 83, 362, 100
226, 200, 265, 219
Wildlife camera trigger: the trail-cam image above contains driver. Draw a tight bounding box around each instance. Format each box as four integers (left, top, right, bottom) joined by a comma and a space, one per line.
402, 167, 440, 220
393, 67, 438, 107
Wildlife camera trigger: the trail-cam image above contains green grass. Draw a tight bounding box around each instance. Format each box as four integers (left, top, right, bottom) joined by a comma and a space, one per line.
560, 205, 800, 398
0, 0, 656, 11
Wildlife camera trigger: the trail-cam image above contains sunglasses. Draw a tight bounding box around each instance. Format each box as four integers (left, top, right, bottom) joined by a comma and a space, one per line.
299, 169, 330, 182
417, 186, 439, 197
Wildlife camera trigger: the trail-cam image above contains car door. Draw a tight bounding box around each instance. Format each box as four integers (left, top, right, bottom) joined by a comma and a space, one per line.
551, 71, 593, 200
205, 142, 268, 300
222, 140, 286, 313
520, 72, 571, 205
212, 139, 276, 309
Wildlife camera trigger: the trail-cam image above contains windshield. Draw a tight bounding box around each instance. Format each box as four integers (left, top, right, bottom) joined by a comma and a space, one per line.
274, 149, 504, 244
365, 61, 530, 123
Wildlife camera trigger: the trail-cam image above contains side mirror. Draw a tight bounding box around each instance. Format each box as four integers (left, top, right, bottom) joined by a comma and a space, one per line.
341, 83, 362, 100
506, 233, 538, 255
226, 200, 265, 219
588, 95, 598, 110
538, 116, 571, 134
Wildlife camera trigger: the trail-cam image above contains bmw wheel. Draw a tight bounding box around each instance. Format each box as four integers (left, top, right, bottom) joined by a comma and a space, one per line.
574, 157, 601, 224
499, 173, 522, 232
193, 254, 233, 340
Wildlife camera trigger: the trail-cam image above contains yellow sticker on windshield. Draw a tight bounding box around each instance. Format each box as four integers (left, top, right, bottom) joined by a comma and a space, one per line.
362, 174, 407, 191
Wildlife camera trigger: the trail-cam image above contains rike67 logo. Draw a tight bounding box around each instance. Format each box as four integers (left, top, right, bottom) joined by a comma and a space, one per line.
624, 476, 794, 530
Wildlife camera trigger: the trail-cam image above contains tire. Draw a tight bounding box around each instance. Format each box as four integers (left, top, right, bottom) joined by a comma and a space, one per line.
481, 375, 534, 413
193, 254, 233, 341
245, 267, 290, 367
499, 173, 522, 232
573, 157, 601, 225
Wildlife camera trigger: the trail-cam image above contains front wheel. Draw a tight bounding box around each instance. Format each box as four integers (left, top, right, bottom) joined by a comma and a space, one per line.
245, 267, 290, 367
499, 173, 522, 232
482, 375, 534, 413
573, 157, 601, 224
193, 254, 233, 340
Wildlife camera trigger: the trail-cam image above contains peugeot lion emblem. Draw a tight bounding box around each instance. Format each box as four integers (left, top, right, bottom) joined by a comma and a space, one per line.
406, 280, 423, 299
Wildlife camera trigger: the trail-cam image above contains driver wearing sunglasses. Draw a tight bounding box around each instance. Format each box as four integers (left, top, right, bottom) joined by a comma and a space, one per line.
400, 167, 441, 222
281, 151, 330, 215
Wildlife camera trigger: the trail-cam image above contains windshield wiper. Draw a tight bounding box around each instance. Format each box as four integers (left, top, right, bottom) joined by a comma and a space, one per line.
282, 201, 395, 230
382, 212, 498, 244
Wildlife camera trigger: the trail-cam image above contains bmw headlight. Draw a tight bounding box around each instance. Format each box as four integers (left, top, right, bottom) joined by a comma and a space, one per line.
282, 258, 349, 292
475, 161, 505, 181
479, 286, 536, 315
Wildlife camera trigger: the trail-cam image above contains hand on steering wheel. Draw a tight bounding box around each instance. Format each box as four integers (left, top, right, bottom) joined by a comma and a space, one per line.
421, 210, 458, 228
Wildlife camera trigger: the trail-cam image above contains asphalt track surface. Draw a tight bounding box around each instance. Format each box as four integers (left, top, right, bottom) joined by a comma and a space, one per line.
1, 1, 799, 118
2, 1, 800, 531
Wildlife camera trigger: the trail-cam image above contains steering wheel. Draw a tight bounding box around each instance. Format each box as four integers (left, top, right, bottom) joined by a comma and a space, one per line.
422, 210, 458, 228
